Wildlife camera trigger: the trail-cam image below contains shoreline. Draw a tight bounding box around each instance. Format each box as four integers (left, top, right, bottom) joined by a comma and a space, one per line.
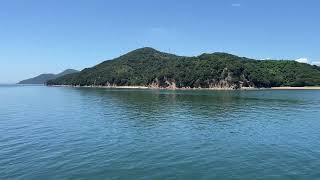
49, 85, 320, 90
51, 85, 251, 90
270, 87, 320, 90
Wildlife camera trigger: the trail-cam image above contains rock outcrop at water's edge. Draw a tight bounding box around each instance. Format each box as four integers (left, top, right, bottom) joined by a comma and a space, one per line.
47, 47, 320, 89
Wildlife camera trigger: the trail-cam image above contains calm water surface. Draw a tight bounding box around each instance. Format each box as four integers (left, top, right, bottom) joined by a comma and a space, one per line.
1, 85, 320, 179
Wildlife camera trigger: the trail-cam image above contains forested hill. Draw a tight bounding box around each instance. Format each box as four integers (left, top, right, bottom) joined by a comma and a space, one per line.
47, 47, 320, 89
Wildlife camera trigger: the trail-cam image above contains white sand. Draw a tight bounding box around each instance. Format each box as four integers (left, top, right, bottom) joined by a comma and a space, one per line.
271, 87, 320, 90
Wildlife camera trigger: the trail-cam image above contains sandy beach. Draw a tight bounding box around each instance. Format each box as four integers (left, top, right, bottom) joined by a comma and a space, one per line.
271, 87, 320, 90
51, 85, 247, 90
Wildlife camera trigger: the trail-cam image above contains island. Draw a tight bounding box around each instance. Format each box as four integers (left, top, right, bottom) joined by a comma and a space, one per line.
47, 47, 320, 89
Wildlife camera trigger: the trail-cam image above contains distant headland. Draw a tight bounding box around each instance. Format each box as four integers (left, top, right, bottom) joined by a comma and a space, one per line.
18, 69, 78, 84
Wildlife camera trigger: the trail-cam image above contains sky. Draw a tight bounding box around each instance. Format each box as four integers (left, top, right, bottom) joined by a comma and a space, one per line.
0, 0, 320, 83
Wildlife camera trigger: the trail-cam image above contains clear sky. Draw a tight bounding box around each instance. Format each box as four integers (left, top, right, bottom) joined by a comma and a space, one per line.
1, 0, 319, 83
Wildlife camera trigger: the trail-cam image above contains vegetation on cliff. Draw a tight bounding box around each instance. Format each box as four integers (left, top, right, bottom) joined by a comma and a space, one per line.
47, 48, 320, 89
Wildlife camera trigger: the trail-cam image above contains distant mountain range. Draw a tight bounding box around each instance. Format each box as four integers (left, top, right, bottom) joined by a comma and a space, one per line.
18, 69, 78, 84
46, 47, 320, 89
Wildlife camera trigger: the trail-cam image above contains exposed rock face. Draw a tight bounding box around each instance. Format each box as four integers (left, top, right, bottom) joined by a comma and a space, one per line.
144, 68, 255, 89
149, 78, 161, 89
165, 80, 177, 89
148, 77, 177, 89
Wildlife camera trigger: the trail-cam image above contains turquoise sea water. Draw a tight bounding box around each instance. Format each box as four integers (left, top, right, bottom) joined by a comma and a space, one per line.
1, 85, 320, 179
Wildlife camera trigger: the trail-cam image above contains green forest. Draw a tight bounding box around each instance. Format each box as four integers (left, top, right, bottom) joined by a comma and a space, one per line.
47, 47, 320, 89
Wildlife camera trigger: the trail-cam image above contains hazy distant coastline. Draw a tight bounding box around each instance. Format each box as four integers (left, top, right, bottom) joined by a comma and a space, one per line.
18, 69, 78, 85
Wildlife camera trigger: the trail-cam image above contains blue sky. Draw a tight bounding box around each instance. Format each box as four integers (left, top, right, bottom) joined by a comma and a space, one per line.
0, 0, 320, 83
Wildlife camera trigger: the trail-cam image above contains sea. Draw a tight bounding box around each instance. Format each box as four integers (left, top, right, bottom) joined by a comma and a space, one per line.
1, 85, 320, 179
